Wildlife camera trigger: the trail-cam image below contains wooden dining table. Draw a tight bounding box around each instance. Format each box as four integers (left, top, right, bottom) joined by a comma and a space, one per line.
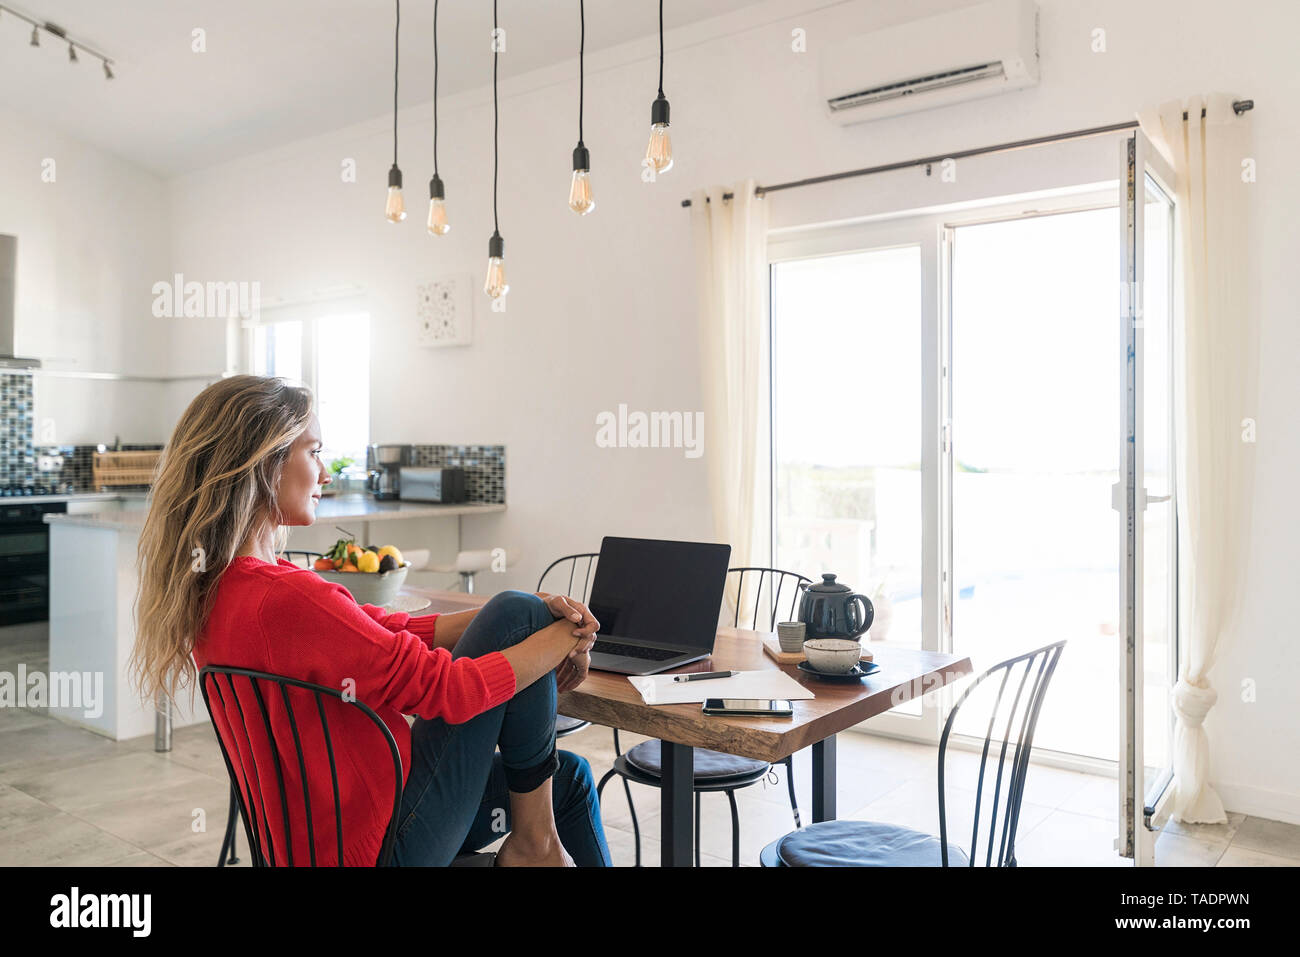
403, 586, 973, 867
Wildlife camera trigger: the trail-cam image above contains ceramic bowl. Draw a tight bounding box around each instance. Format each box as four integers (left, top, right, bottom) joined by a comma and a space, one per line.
802, 638, 862, 674
315, 562, 409, 607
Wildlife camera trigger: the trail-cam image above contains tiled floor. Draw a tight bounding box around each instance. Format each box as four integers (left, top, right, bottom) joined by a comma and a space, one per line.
2, 622, 1297, 867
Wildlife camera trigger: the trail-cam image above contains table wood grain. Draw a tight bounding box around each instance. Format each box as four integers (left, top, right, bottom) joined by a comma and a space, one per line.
403, 587, 972, 763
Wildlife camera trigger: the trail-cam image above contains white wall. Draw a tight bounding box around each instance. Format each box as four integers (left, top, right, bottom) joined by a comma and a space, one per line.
0, 101, 174, 444
165, 0, 1300, 821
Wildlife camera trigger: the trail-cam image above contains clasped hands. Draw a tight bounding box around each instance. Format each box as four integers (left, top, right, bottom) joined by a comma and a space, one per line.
541, 593, 600, 694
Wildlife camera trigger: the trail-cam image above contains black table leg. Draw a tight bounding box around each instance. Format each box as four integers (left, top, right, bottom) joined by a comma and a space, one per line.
660, 741, 694, 867
812, 735, 837, 823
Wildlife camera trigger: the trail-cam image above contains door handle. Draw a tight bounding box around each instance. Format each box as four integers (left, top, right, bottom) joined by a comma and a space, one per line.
1112, 483, 1172, 512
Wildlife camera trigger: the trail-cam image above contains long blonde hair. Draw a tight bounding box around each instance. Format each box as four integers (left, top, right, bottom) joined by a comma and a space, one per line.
131, 374, 314, 710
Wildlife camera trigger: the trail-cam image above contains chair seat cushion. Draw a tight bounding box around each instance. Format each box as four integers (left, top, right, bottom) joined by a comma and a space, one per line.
555, 714, 589, 734
775, 820, 969, 867
624, 740, 769, 781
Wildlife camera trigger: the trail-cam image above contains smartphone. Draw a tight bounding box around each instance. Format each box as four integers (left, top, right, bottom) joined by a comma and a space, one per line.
702, 699, 794, 717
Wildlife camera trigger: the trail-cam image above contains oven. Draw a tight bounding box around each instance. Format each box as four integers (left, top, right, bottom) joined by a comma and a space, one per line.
0, 500, 66, 626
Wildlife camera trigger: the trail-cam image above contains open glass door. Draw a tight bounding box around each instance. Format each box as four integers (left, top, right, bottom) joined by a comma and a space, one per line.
1117, 129, 1178, 866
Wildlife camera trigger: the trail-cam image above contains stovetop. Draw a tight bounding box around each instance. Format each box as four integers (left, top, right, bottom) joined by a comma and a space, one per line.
0, 483, 77, 497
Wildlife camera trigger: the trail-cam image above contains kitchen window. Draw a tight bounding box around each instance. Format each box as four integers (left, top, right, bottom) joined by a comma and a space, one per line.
247, 306, 371, 471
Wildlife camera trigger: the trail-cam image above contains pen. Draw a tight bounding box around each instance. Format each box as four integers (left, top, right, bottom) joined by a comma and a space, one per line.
673, 670, 739, 683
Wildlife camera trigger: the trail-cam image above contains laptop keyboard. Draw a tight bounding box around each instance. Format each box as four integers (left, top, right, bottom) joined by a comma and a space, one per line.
592, 640, 683, 662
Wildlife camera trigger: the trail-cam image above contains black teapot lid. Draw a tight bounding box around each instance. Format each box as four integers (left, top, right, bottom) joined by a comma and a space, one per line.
807, 573, 851, 594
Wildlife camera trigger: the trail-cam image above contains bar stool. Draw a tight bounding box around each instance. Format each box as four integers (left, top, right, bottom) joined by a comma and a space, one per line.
429, 548, 519, 593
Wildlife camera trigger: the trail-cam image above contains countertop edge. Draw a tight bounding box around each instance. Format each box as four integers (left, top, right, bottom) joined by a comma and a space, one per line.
44, 499, 507, 529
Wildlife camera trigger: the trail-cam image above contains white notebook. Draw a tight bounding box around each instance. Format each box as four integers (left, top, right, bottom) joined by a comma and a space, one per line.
628, 670, 814, 706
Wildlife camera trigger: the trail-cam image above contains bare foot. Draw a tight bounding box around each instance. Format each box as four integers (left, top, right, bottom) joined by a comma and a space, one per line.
495, 831, 576, 867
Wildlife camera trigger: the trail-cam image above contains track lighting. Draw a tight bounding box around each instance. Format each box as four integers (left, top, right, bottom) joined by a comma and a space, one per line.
3, 7, 115, 79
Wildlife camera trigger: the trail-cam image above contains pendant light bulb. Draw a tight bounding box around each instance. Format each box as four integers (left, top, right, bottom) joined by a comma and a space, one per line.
484, 233, 508, 299
385, 165, 406, 223
426, 174, 450, 235
569, 145, 595, 215
645, 94, 673, 174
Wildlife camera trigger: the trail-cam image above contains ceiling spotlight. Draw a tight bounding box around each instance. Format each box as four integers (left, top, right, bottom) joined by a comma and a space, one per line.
68, 44, 77, 63
30, 26, 39, 46
103, 61, 114, 79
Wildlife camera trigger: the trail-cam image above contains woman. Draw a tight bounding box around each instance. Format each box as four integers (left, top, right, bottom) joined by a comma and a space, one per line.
130, 374, 611, 867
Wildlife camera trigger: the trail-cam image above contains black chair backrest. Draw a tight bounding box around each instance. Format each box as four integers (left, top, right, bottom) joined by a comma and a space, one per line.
278, 550, 324, 569
537, 553, 600, 604
937, 640, 1066, 866
199, 665, 403, 867
726, 567, 813, 631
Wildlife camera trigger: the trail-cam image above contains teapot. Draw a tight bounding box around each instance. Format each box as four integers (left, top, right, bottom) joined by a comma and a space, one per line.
797, 573, 874, 640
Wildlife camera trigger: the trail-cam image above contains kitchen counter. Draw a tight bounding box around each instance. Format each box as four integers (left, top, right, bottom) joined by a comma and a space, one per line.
43, 494, 504, 529
42, 491, 504, 741
3, 490, 148, 506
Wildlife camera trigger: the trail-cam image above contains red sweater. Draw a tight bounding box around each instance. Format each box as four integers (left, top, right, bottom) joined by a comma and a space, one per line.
192, 555, 517, 866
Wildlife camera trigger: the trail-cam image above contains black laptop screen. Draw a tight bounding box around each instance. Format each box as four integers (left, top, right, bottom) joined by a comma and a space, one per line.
587, 537, 732, 652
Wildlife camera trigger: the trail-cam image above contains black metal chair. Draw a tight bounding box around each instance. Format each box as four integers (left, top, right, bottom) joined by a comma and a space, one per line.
201, 664, 403, 867
539, 553, 599, 742
759, 640, 1066, 867
538, 554, 651, 857
278, 550, 324, 568
593, 564, 813, 867
215, 549, 379, 865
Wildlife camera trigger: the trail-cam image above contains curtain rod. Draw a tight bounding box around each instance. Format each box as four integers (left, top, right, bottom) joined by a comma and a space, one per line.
680, 99, 1255, 207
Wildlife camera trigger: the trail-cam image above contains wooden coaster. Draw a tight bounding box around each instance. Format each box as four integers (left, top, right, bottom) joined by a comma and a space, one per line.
762, 634, 873, 665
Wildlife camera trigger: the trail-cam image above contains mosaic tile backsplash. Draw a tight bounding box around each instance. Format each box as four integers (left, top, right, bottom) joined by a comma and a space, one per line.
0, 371, 155, 490
410, 444, 505, 504
0, 372, 35, 486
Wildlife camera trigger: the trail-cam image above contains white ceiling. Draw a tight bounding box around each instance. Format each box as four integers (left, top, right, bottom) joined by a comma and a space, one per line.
0, 0, 767, 175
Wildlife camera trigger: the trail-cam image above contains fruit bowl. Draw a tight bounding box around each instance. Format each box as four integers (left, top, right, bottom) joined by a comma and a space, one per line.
315, 562, 410, 607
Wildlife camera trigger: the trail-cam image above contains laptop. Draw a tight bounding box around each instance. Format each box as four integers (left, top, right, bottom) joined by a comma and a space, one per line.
585, 536, 732, 676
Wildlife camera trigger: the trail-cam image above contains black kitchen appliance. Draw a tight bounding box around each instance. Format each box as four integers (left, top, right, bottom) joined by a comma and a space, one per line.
397, 466, 466, 504
366, 444, 411, 500
0, 494, 67, 625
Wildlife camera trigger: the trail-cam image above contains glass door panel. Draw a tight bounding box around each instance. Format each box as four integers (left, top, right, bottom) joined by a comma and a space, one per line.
948, 207, 1120, 757
771, 247, 924, 713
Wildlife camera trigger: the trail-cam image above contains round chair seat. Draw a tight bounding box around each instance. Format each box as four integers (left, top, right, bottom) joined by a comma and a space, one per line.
759, 820, 970, 867
624, 740, 769, 781
555, 714, 590, 735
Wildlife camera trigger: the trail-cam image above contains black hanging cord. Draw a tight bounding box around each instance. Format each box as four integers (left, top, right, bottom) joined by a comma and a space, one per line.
492, 0, 499, 234
433, 0, 439, 173
393, 0, 400, 167
657, 0, 664, 96
578, 0, 585, 144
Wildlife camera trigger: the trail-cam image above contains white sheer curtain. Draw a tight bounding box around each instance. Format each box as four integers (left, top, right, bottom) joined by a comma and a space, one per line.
1137, 94, 1258, 823
689, 180, 770, 621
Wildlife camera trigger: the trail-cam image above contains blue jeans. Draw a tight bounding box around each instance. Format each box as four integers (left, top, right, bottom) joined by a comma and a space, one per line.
389, 590, 612, 866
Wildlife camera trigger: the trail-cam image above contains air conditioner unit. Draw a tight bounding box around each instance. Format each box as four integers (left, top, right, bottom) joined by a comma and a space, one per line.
821, 0, 1039, 125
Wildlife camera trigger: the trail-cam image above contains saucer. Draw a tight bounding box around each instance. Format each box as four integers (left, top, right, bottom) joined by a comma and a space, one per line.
385, 594, 432, 613
797, 660, 879, 681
